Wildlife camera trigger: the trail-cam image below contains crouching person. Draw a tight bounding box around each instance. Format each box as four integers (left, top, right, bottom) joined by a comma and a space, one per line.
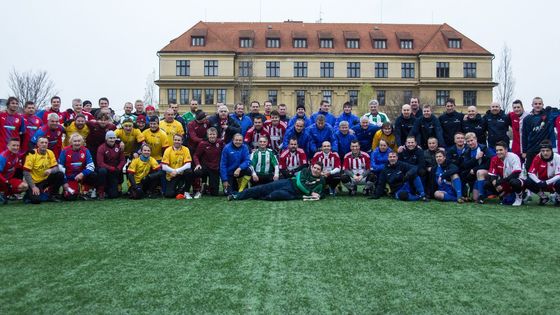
228, 162, 325, 201
341, 140, 375, 196
370, 151, 427, 201
127, 144, 162, 199
432, 150, 464, 203
23, 136, 64, 203
0, 138, 28, 203
485, 141, 524, 206
97, 130, 126, 199
525, 140, 560, 206
162, 134, 194, 198
58, 134, 97, 200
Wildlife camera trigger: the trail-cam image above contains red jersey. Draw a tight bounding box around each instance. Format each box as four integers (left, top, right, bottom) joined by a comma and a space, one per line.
22, 114, 42, 153
528, 153, 560, 181
509, 111, 528, 157
31, 125, 64, 158
38, 109, 64, 124
555, 115, 560, 152
311, 151, 341, 172
279, 148, 307, 171
264, 120, 287, 153
343, 151, 370, 175
0, 112, 25, 151
244, 127, 270, 151
59, 146, 94, 179
488, 152, 522, 178
61, 110, 94, 122
0, 149, 22, 182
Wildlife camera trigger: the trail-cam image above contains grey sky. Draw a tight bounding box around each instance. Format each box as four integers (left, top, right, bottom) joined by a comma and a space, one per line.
1, 0, 558, 111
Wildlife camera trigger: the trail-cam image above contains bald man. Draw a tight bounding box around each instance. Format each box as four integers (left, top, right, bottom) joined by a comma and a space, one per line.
483, 102, 510, 149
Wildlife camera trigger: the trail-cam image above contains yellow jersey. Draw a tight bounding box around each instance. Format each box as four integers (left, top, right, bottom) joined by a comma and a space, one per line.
23, 149, 58, 183
64, 122, 90, 146
115, 128, 145, 156
141, 129, 169, 161
127, 156, 160, 184
159, 120, 184, 145
161, 146, 192, 180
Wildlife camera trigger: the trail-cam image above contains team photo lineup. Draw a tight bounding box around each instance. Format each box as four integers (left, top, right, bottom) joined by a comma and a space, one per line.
1, 95, 559, 205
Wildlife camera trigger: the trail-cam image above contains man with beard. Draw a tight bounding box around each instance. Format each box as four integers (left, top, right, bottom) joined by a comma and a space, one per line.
181, 99, 199, 124
0, 97, 25, 151
279, 138, 308, 179
64, 114, 89, 147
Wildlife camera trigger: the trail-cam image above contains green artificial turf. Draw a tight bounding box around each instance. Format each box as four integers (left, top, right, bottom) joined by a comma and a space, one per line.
1, 197, 559, 314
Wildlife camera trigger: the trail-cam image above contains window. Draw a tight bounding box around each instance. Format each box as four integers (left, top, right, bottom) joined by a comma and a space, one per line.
204, 89, 215, 105
375, 62, 388, 78
241, 89, 250, 105
436, 90, 450, 106
448, 39, 462, 48
240, 38, 253, 48
403, 90, 413, 104
266, 61, 280, 77
348, 90, 358, 106
192, 89, 202, 104
401, 63, 415, 78
464, 91, 477, 106
320, 62, 334, 78
294, 62, 308, 77
464, 62, 477, 78
217, 89, 227, 104
347, 62, 361, 78
176, 60, 190, 76
346, 39, 360, 49
320, 39, 333, 48
374, 39, 387, 49
268, 90, 278, 106
322, 90, 333, 104
436, 62, 450, 78
204, 60, 218, 76
179, 89, 190, 105
191, 36, 205, 46
167, 89, 177, 104
400, 40, 413, 49
266, 38, 280, 48
293, 39, 307, 48
239, 61, 253, 77
377, 90, 386, 106
296, 90, 306, 107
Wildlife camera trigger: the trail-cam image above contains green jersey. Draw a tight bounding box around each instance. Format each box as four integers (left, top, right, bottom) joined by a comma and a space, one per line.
182, 111, 196, 123
250, 148, 278, 175
290, 168, 325, 195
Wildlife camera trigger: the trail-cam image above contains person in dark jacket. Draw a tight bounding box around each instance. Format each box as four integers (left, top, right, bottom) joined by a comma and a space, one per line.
462, 106, 487, 146
423, 137, 440, 197
96, 131, 126, 200
220, 133, 251, 195
431, 150, 463, 203
398, 136, 425, 176
483, 102, 510, 149
394, 104, 416, 147
334, 121, 357, 158
351, 117, 380, 153
461, 132, 495, 203
208, 105, 241, 144
193, 127, 223, 196
370, 151, 427, 201
446, 132, 467, 168
410, 104, 444, 150
307, 114, 337, 154
439, 98, 464, 148
283, 119, 312, 157
522, 97, 556, 170
335, 102, 361, 130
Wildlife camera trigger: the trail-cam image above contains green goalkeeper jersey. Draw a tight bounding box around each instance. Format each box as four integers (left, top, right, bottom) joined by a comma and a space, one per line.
250, 148, 278, 175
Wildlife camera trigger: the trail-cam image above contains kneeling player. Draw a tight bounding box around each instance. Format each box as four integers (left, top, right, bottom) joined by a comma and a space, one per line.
250, 136, 279, 186
161, 134, 194, 198
431, 150, 464, 203
371, 151, 427, 201
341, 140, 375, 196
278, 138, 307, 179
59, 134, 96, 200
525, 140, 560, 206
23, 137, 64, 204
127, 145, 162, 199
311, 141, 341, 195
0, 138, 28, 203
486, 141, 524, 206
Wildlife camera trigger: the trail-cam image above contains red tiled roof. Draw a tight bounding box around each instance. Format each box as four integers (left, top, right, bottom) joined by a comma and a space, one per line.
159, 21, 492, 55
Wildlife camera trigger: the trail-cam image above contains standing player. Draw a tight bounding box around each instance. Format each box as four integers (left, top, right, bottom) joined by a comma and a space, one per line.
0, 138, 27, 203
439, 98, 464, 148
462, 106, 487, 146
230, 103, 253, 137
394, 104, 417, 148
410, 104, 444, 150
21, 101, 42, 154
335, 102, 360, 130
85, 113, 117, 165
58, 134, 96, 200
116, 118, 145, 161
283, 119, 311, 157
362, 99, 389, 127
341, 140, 374, 196
277, 103, 290, 123
249, 136, 279, 186
307, 115, 337, 154
142, 116, 169, 162
244, 116, 270, 152
279, 138, 308, 179
525, 140, 560, 206
159, 108, 185, 146
264, 110, 286, 153
334, 121, 357, 159
97, 131, 126, 200
311, 141, 341, 196
483, 102, 510, 149
37, 96, 64, 124
509, 100, 528, 158
522, 97, 553, 171
0, 97, 25, 151
30, 113, 64, 159
193, 128, 223, 196
310, 100, 337, 127
486, 141, 524, 206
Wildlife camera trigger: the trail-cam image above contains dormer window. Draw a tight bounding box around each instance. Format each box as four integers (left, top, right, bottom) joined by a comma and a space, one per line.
448, 39, 461, 48
191, 36, 205, 46
346, 39, 360, 48
293, 39, 307, 48
400, 40, 413, 49
240, 38, 253, 48
267, 38, 280, 48
373, 39, 387, 49
320, 39, 333, 48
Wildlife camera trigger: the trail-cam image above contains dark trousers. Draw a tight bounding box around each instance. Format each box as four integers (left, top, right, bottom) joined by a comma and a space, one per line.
226, 168, 252, 193
324, 174, 341, 189
236, 179, 299, 201
193, 166, 220, 196
97, 168, 123, 199
525, 152, 538, 172
525, 177, 560, 194
28, 172, 64, 204
164, 170, 194, 198
251, 174, 274, 186
130, 171, 162, 199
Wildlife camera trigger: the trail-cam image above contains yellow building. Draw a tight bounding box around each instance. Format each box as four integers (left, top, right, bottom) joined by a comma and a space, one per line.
156, 21, 495, 117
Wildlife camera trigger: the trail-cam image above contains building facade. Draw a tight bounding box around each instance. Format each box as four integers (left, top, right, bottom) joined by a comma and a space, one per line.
156, 21, 495, 116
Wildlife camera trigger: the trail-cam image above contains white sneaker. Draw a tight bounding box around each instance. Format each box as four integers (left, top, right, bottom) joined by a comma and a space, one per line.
193, 192, 202, 199
512, 193, 523, 206
184, 192, 193, 200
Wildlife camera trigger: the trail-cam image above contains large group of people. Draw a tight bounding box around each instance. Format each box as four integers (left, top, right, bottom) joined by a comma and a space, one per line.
1, 95, 559, 206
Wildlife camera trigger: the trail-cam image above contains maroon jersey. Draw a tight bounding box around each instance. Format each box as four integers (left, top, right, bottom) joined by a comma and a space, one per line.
244, 127, 270, 151
22, 114, 42, 153
193, 140, 224, 170
97, 142, 126, 172
279, 148, 307, 171
85, 121, 116, 158
187, 120, 209, 150
311, 151, 341, 172
343, 151, 370, 175
0, 112, 25, 151
264, 120, 287, 152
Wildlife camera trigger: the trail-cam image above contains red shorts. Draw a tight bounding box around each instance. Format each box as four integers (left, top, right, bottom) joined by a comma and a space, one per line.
0, 178, 24, 195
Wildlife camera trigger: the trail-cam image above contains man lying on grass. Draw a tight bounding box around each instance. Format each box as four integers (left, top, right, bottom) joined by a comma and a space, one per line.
228, 162, 325, 201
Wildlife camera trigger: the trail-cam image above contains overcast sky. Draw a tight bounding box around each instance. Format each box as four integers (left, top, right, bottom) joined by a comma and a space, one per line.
1, 0, 558, 111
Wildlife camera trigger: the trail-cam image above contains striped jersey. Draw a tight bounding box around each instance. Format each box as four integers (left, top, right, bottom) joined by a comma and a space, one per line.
250, 148, 278, 175
488, 152, 522, 178
264, 120, 287, 153
343, 151, 371, 175
279, 148, 307, 171
311, 151, 341, 172
244, 127, 270, 151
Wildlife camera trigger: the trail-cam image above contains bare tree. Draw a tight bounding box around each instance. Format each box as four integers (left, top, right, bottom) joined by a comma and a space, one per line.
495, 44, 515, 112
8, 69, 57, 110
357, 84, 374, 116
236, 54, 255, 106
144, 69, 159, 106
384, 91, 405, 121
